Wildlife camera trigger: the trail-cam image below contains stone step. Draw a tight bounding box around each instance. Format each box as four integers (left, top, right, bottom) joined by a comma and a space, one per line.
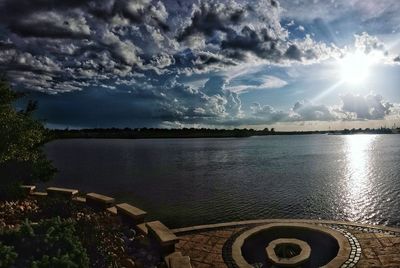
169, 256, 192, 268
86, 192, 115, 208
20, 185, 36, 194
136, 223, 148, 235
72, 197, 86, 203
116, 203, 147, 224
165, 252, 182, 268
146, 221, 179, 255
46, 187, 78, 198
31, 192, 48, 197
106, 206, 118, 215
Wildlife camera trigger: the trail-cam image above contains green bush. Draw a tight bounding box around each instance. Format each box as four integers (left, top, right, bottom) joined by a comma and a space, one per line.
0, 217, 89, 268
0, 242, 17, 267
0, 78, 56, 200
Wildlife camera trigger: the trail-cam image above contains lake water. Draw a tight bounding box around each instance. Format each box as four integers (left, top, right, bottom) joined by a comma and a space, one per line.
44, 134, 400, 228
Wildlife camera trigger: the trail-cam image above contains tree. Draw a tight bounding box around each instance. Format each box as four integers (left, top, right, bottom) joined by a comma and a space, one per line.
0, 78, 56, 199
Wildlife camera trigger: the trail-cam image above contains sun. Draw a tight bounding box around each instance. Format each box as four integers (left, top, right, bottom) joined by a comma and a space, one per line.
339, 51, 372, 85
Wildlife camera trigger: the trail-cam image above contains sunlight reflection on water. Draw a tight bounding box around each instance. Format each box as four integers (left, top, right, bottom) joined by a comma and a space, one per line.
343, 135, 377, 223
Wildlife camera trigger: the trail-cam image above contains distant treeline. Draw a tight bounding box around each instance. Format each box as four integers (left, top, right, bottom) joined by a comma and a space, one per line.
48, 127, 398, 140
340, 127, 395, 135
50, 127, 277, 139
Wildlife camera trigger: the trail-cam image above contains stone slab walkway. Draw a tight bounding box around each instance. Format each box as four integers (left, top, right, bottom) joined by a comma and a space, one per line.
172, 220, 400, 268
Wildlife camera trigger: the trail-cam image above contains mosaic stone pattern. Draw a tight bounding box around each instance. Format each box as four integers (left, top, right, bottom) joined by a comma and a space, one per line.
322, 225, 361, 268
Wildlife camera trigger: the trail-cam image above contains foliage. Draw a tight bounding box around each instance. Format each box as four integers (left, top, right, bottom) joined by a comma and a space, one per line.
0, 78, 56, 200
0, 242, 17, 267
36, 197, 82, 220
35, 198, 133, 267
0, 217, 89, 268
74, 212, 126, 268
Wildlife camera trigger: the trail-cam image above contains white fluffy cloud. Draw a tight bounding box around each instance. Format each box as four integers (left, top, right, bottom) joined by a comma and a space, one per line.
340, 93, 393, 120
245, 93, 397, 126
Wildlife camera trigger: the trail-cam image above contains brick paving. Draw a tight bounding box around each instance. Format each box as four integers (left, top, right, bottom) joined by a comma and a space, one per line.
174, 222, 400, 268
176, 227, 242, 267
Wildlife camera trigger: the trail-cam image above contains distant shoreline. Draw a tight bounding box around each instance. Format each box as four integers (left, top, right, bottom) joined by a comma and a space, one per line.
48, 127, 399, 140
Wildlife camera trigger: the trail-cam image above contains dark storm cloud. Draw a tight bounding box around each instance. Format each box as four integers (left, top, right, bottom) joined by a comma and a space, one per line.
7, 17, 90, 40
284, 44, 302, 60
24, 74, 243, 128
0, 0, 84, 16
0, 0, 168, 34
0, 40, 15, 50
177, 2, 246, 42
177, 0, 315, 64
221, 26, 284, 61
0, 0, 89, 38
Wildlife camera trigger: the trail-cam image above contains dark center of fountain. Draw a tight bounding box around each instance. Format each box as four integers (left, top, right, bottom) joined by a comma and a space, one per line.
274, 243, 301, 258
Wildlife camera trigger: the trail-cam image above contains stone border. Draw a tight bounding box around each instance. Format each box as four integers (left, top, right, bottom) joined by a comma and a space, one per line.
333, 227, 360, 268
222, 226, 257, 268
21, 185, 192, 268
230, 223, 350, 268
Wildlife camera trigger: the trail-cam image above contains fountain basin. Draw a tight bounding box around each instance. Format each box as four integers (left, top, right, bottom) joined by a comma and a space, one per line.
232, 223, 350, 268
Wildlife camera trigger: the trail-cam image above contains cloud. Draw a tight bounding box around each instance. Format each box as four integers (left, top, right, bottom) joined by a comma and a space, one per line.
286, 34, 343, 62
0, 0, 399, 128
340, 93, 393, 120
149, 52, 175, 71
220, 25, 286, 62
228, 75, 288, 93
0, 0, 346, 94
250, 103, 288, 123
354, 32, 387, 55
247, 100, 339, 125
279, 0, 400, 26
244, 93, 397, 126
7, 11, 91, 39
177, 1, 246, 42
95, 28, 141, 65
291, 100, 338, 121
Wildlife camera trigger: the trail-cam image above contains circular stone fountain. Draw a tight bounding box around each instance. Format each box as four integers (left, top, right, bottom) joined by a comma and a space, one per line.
231, 223, 350, 268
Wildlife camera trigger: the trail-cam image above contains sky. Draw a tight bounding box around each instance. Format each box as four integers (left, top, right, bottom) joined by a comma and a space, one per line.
1, 0, 400, 130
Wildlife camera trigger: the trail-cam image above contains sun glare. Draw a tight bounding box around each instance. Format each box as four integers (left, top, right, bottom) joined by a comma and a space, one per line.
339, 51, 371, 85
